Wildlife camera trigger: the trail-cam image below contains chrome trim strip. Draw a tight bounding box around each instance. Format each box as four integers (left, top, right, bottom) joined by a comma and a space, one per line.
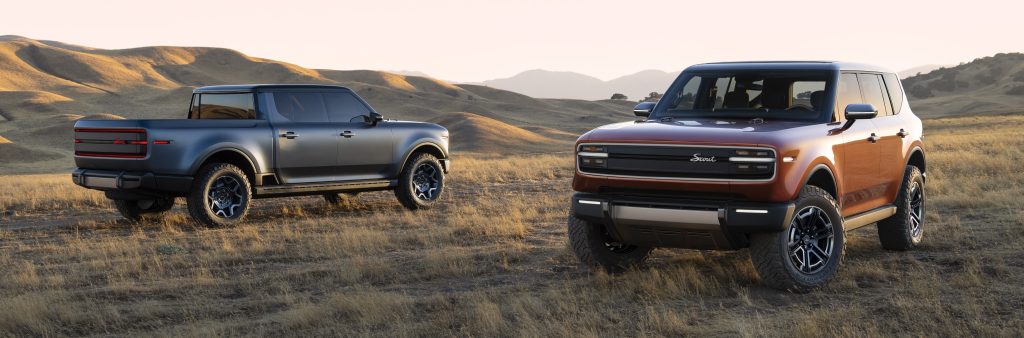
576, 143, 777, 182
577, 152, 608, 158
729, 157, 776, 163
613, 205, 720, 230
844, 205, 897, 231
736, 209, 769, 214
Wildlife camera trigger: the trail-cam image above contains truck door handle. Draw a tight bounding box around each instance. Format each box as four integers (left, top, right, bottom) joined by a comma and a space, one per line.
280, 131, 299, 139
341, 131, 354, 138
897, 129, 909, 138
868, 133, 879, 143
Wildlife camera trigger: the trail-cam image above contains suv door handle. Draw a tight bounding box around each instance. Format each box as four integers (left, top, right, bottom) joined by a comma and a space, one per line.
897, 129, 910, 138
280, 131, 299, 139
341, 131, 354, 138
868, 133, 879, 143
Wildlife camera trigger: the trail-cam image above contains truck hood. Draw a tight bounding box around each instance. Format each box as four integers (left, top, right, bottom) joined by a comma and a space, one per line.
582, 118, 813, 146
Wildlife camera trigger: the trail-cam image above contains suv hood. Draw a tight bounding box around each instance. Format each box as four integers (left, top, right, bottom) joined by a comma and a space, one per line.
582, 118, 812, 146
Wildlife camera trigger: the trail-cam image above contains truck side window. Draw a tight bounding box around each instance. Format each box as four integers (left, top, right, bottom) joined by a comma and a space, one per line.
835, 73, 862, 120
194, 93, 256, 119
323, 92, 372, 123
273, 92, 328, 123
882, 73, 904, 115
857, 74, 890, 116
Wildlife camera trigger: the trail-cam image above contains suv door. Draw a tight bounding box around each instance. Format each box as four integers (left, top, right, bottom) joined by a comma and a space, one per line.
834, 73, 883, 217
266, 90, 342, 184
873, 73, 910, 203
323, 91, 394, 181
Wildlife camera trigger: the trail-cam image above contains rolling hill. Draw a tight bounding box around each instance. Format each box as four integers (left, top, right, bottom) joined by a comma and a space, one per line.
0, 36, 635, 173
903, 53, 1024, 117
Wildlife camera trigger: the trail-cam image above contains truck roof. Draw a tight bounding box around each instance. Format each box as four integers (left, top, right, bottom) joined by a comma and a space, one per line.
686, 61, 893, 73
193, 84, 353, 93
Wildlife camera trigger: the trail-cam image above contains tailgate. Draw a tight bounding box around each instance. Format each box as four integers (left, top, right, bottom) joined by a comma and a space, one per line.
74, 127, 149, 158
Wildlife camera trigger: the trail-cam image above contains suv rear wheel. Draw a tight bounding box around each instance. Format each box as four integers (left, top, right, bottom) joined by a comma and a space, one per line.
568, 213, 652, 272
186, 163, 251, 227
113, 198, 175, 223
395, 153, 445, 210
877, 165, 925, 250
750, 186, 845, 292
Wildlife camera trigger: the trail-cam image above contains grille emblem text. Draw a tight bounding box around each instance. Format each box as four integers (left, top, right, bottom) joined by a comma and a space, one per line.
690, 153, 717, 162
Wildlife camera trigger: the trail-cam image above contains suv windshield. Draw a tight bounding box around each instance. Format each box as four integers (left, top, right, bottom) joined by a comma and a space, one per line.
653, 71, 833, 121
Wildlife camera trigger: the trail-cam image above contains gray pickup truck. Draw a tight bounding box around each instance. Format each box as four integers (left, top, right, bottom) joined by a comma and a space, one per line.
72, 84, 451, 226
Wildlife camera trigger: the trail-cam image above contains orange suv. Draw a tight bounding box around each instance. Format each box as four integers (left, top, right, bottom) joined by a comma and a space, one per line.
569, 61, 925, 292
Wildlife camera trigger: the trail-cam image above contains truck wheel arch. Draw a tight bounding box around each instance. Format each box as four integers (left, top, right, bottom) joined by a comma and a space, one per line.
802, 164, 839, 201
398, 142, 446, 173
191, 148, 259, 185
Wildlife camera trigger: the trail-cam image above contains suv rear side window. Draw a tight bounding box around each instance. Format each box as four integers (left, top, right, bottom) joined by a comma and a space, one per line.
882, 73, 904, 114
858, 74, 891, 116
323, 92, 372, 122
192, 93, 256, 119
273, 92, 328, 123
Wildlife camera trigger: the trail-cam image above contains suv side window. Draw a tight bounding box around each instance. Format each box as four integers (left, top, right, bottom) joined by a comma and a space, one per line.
857, 74, 891, 116
323, 91, 372, 123
835, 73, 862, 121
193, 93, 256, 119
273, 92, 328, 123
882, 73, 904, 115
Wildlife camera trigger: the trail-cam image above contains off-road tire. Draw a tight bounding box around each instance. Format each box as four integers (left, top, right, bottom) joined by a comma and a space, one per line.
186, 163, 251, 227
568, 213, 652, 273
395, 153, 445, 210
112, 198, 175, 223
750, 186, 845, 293
877, 166, 925, 251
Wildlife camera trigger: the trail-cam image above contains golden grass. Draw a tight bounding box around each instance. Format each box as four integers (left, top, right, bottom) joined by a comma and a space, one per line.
0, 115, 1022, 336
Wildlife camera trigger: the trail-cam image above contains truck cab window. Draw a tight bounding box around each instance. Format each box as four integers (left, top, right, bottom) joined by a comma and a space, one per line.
324, 92, 372, 123
195, 93, 256, 119
273, 92, 328, 123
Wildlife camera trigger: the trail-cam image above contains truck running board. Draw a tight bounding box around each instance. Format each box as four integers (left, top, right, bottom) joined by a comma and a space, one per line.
843, 205, 897, 231
254, 179, 396, 198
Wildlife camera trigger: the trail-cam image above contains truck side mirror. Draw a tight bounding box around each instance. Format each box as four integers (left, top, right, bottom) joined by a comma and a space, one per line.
369, 112, 384, 126
633, 102, 656, 118
839, 103, 877, 130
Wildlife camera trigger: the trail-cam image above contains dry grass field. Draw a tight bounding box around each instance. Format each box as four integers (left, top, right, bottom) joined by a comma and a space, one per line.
1, 115, 1023, 337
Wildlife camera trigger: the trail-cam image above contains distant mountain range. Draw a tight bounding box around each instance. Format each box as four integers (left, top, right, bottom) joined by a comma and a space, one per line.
482, 69, 681, 101
899, 64, 953, 79
902, 53, 1024, 117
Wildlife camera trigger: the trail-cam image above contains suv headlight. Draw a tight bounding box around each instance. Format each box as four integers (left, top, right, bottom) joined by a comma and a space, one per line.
578, 145, 607, 168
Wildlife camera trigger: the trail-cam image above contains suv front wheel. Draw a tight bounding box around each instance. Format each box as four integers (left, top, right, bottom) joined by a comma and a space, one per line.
568, 213, 652, 272
395, 153, 445, 210
750, 186, 845, 293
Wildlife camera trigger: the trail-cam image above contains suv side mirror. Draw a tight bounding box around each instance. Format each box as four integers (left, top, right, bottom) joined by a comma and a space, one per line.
369, 112, 384, 126
633, 102, 656, 118
839, 104, 877, 130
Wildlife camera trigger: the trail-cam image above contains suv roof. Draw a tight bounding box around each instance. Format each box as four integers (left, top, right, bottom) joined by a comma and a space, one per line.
687, 61, 893, 73
194, 84, 352, 93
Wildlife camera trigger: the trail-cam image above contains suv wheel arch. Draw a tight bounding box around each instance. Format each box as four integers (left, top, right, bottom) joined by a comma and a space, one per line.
398, 142, 447, 173
906, 147, 926, 176
802, 164, 839, 201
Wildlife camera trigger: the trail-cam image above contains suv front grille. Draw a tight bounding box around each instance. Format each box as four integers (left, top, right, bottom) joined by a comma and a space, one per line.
577, 143, 776, 181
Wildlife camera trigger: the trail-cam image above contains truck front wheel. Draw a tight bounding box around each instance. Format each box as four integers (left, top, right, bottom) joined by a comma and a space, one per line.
568, 214, 652, 272
112, 198, 175, 223
186, 163, 251, 227
750, 186, 846, 293
394, 153, 445, 210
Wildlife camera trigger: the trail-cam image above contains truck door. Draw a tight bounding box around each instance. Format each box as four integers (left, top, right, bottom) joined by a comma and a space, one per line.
834, 73, 884, 217
323, 91, 394, 181
266, 90, 343, 184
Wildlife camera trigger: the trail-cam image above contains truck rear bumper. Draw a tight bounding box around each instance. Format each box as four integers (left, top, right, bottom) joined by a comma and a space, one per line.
72, 168, 193, 197
572, 192, 794, 250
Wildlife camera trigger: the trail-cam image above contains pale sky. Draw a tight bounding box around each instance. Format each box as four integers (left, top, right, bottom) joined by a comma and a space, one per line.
6, 0, 1022, 82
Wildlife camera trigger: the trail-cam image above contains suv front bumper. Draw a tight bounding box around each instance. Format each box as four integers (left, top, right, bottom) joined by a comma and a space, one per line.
572, 192, 795, 250
72, 168, 193, 197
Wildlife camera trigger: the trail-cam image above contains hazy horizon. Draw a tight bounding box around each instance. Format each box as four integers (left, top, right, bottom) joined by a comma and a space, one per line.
7, 0, 1023, 82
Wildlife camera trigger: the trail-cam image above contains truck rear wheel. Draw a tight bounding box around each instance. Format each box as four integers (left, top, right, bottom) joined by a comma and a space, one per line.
394, 153, 445, 210
112, 198, 175, 223
568, 214, 652, 272
877, 166, 925, 250
750, 186, 845, 293
186, 163, 251, 227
